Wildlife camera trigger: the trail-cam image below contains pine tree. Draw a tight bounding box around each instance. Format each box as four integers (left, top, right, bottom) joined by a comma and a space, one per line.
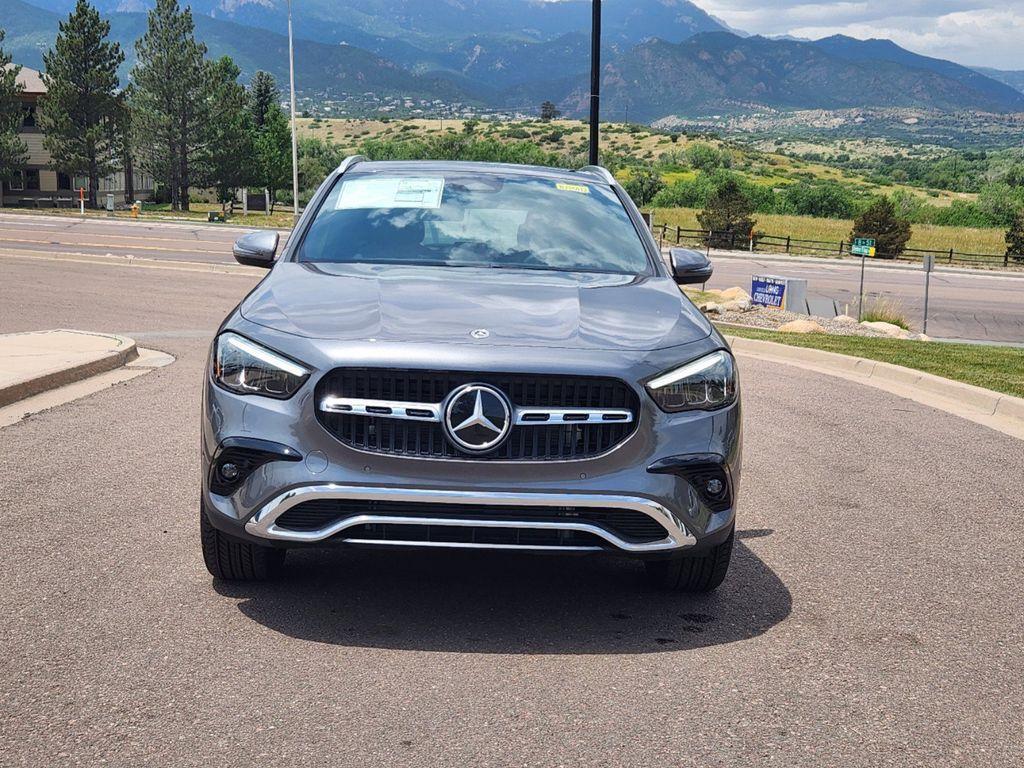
1005, 209, 1024, 263
130, 0, 209, 211
206, 56, 255, 211
0, 30, 28, 197
850, 197, 911, 259
697, 178, 756, 248
250, 71, 279, 129
38, 0, 125, 209
255, 103, 292, 213
539, 100, 560, 121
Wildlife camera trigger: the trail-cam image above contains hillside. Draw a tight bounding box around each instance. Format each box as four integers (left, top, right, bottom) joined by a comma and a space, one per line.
553, 33, 1024, 121
1, 0, 481, 103
5, 1, 1024, 123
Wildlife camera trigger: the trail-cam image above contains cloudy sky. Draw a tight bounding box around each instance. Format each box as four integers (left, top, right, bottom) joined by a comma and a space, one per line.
692, 1, 1024, 69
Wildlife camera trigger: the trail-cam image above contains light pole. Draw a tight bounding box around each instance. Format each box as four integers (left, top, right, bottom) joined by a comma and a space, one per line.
287, 0, 300, 222
588, 0, 602, 166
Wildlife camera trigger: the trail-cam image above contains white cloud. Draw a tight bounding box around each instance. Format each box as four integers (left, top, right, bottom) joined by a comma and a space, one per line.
692, 1, 1024, 68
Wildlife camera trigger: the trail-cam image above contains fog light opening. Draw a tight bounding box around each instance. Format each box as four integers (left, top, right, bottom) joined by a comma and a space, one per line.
219, 462, 240, 481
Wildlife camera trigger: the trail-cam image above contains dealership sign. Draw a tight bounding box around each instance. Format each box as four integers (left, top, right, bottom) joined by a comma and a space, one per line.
751, 275, 808, 313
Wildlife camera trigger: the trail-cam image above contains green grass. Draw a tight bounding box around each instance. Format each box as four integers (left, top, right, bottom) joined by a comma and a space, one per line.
721, 325, 1024, 399
653, 207, 1008, 255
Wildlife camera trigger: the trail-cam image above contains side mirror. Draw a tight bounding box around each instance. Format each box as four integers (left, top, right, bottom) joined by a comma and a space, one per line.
669, 247, 713, 285
233, 230, 279, 269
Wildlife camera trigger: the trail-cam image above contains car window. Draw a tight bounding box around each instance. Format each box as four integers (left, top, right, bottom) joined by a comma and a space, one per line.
296, 171, 651, 274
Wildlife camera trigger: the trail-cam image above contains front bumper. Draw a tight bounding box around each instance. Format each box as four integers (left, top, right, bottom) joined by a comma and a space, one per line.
201, 329, 742, 557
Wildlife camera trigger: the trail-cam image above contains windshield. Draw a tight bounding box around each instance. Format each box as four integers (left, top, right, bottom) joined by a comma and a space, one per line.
296, 170, 651, 274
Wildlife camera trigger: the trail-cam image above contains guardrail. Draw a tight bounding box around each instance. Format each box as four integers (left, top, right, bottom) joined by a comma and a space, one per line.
651, 223, 1023, 269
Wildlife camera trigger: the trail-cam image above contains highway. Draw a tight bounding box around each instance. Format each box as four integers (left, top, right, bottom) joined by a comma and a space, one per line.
0, 211, 1021, 343
1, 250, 1022, 765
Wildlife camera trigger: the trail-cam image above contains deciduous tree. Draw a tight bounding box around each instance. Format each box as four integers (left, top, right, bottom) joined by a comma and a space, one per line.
39, 0, 125, 209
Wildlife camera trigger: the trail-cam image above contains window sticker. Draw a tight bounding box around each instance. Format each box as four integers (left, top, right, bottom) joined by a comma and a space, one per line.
555, 182, 590, 194
336, 177, 445, 210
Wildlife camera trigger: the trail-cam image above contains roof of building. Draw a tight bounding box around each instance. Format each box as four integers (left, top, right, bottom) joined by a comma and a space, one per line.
3, 64, 46, 95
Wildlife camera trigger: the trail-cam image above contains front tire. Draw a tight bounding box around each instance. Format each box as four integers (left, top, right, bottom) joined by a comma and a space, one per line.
645, 526, 734, 592
200, 503, 285, 581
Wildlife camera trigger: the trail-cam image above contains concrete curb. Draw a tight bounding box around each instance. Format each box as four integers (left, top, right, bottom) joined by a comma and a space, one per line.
0, 330, 138, 407
726, 334, 1024, 440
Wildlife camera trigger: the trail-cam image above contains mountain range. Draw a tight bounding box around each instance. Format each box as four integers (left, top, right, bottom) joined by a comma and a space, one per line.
4, 0, 1024, 120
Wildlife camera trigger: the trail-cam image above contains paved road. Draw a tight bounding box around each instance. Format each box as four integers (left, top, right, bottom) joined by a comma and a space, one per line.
1, 255, 1022, 766
2, 212, 1021, 342
706, 253, 1024, 343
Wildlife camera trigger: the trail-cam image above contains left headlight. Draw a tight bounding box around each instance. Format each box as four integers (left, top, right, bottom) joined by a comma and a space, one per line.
646, 350, 737, 412
212, 332, 310, 399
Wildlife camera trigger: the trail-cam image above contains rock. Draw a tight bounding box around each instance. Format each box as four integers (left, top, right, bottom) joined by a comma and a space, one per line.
719, 286, 752, 302
860, 321, 907, 337
778, 319, 826, 334
699, 302, 726, 315
834, 314, 857, 325
911, 333, 931, 342
722, 299, 752, 312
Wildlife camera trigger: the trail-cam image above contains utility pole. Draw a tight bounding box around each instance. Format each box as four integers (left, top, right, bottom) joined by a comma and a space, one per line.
588, 0, 601, 166
287, 0, 300, 223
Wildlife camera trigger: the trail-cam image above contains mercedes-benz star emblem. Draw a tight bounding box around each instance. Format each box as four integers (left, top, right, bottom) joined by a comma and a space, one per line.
443, 384, 512, 453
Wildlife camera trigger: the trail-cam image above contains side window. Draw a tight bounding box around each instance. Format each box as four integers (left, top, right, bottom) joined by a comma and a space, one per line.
8, 171, 24, 192
25, 169, 40, 191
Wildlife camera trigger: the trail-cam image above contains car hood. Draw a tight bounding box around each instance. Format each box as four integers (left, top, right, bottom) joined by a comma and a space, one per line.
239, 262, 711, 351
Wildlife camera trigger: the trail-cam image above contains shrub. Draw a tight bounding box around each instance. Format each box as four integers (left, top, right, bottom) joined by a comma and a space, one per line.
779, 182, 857, 219
623, 167, 665, 207
851, 198, 911, 258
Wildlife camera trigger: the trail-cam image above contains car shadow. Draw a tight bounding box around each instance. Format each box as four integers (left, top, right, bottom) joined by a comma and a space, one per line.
213, 531, 790, 654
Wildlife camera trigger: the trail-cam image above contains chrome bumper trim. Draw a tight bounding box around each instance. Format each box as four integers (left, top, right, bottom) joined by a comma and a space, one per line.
245, 484, 696, 552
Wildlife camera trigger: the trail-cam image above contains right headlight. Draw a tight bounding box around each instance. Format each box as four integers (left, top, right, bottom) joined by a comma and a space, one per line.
646, 350, 738, 412
212, 332, 310, 399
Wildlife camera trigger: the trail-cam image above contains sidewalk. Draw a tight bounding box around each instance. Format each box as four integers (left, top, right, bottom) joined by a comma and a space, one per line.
0, 329, 138, 407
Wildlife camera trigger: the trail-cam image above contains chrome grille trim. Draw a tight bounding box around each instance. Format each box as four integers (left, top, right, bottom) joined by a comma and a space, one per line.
319, 397, 633, 427
245, 484, 696, 552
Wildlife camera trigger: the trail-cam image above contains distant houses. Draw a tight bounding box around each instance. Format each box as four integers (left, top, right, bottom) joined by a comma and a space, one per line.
1, 64, 154, 208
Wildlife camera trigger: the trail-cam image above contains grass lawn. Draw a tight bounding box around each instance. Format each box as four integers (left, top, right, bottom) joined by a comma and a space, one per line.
721, 325, 1024, 399
653, 207, 1008, 256
3, 203, 296, 230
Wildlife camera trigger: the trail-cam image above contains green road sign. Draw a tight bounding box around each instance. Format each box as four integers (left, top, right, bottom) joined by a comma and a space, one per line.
852, 237, 876, 257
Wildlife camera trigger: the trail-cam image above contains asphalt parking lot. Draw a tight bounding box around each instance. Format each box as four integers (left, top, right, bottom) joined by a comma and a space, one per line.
1, 253, 1023, 766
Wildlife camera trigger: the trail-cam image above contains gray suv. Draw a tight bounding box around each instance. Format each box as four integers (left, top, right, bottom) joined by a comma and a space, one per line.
200, 158, 741, 592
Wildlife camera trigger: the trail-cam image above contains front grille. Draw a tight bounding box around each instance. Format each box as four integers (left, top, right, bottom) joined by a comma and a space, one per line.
344, 524, 606, 548
315, 369, 639, 460
274, 498, 669, 544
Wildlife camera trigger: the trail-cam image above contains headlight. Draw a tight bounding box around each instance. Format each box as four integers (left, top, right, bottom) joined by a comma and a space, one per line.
646, 350, 737, 412
213, 332, 310, 399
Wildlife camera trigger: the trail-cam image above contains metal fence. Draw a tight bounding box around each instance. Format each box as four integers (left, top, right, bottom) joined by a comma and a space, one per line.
652, 224, 1022, 269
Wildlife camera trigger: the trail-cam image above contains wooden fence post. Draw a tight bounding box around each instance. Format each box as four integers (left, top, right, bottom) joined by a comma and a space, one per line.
785, 236, 791, 253
838, 240, 845, 256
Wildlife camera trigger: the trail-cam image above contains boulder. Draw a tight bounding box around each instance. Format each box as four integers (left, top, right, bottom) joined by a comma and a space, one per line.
719, 286, 752, 302
722, 299, 752, 312
778, 319, 826, 334
834, 314, 857, 325
860, 321, 908, 338
699, 302, 726, 315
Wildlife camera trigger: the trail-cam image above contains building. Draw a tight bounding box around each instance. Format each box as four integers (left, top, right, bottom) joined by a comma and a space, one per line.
1, 65, 154, 208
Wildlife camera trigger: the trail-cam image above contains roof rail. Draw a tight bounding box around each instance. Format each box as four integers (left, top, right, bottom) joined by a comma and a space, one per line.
335, 155, 367, 174
577, 165, 616, 185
